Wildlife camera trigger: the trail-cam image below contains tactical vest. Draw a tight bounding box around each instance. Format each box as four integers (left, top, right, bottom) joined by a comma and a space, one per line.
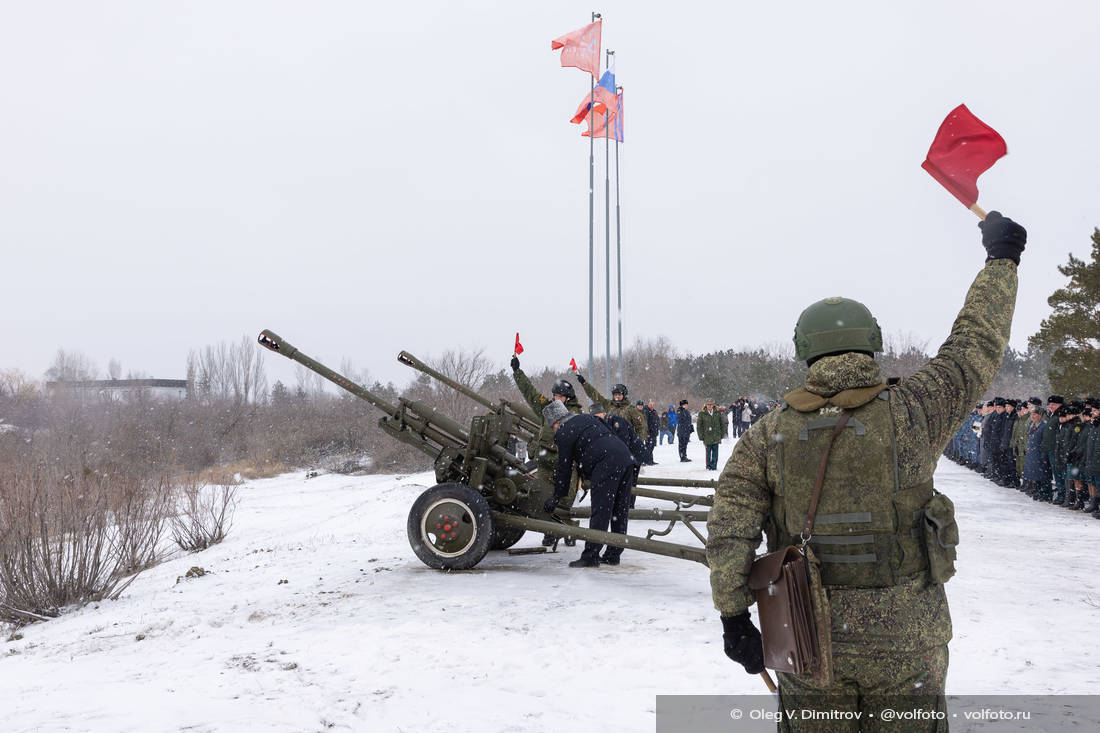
771, 390, 934, 588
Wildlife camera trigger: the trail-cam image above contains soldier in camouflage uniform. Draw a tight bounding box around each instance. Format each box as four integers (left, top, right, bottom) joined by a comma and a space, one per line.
1010, 400, 1030, 487
574, 375, 649, 441
707, 212, 1025, 731
511, 355, 583, 545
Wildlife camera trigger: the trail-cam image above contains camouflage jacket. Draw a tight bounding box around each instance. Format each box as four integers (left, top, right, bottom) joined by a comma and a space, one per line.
1011, 412, 1030, 471
707, 259, 1017, 652
696, 408, 725, 445
512, 367, 582, 469
581, 380, 649, 440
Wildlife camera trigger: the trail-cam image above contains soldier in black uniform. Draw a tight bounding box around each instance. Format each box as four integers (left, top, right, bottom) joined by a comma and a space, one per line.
998, 398, 1019, 486
591, 403, 645, 510
985, 398, 1007, 483
542, 400, 636, 568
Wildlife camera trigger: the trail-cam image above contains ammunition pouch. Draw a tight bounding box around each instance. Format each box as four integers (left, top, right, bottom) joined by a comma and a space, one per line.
921, 493, 958, 584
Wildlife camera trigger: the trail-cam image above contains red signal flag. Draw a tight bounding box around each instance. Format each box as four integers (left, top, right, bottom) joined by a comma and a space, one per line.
514, 333, 524, 356
921, 104, 1007, 215
569, 358, 578, 371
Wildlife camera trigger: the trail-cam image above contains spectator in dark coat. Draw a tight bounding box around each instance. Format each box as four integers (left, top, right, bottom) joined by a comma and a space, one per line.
676, 400, 694, 462
643, 400, 660, 465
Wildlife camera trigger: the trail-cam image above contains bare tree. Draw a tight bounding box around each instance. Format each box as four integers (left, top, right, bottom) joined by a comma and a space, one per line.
339, 357, 371, 389
294, 363, 326, 398
189, 336, 268, 404
44, 349, 98, 382
0, 369, 38, 398
107, 358, 122, 380
426, 347, 493, 427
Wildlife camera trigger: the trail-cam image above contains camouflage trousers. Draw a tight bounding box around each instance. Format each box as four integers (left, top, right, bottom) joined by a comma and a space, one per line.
777, 646, 948, 732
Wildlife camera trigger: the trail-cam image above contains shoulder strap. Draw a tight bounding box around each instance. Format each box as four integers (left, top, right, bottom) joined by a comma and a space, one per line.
801, 409, 853, 541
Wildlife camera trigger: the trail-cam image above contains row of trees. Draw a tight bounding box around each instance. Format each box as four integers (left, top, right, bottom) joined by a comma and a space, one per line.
4, 225, 1099, 480
0, 335, 1063, 481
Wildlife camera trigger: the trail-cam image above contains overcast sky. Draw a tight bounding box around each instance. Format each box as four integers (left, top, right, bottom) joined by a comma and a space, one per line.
2, 1, 1098, 391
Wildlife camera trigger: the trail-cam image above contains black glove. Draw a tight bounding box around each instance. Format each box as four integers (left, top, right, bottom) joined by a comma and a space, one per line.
511, 355, 520, 371
575, 373, 586, 385
978, 211, 1026, 265
721, 612, 764, 674
543, 496, 563, 514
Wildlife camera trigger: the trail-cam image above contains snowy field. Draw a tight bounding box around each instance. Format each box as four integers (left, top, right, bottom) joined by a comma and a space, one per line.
1, 437, 1098, 732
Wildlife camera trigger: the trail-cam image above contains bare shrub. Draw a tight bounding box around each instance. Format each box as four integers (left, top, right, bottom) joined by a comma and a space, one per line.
0, 464, 170, 626
170, 481, 239, 552
113, 475, 175, 574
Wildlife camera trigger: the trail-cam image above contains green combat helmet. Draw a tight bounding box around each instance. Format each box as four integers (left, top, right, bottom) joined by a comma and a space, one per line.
793, 296, 883, 363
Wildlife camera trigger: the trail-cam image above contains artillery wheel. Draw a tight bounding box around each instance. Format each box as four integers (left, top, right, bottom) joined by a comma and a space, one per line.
407, 483, 493, 570
489, 523, 526, 550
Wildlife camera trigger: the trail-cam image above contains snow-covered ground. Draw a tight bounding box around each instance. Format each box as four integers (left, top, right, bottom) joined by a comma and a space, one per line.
2, 437, 1098, 732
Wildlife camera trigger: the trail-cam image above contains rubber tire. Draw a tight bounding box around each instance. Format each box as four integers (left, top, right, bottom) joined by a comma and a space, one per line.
489, 524, 526, 551
407, 483, 493, 570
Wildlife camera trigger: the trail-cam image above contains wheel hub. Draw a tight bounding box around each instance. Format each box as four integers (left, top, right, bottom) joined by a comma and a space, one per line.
421, 499, 477, 557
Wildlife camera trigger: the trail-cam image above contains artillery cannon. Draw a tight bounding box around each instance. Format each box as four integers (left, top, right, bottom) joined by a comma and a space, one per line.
258, 329, 715, 571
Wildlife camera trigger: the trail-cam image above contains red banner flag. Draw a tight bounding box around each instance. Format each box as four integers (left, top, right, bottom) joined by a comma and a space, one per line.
921, 104, 1007, 209
570, 86, 619, 125
550, 19, 602, 78
582, 90, 623, 141
569, 358, 578, 371
514, 333, 524, 355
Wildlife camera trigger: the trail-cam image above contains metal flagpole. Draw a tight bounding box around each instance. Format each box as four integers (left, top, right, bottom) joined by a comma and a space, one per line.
615, 85, 623, 384
587, 11, 600, 376
604, 49, 613, 395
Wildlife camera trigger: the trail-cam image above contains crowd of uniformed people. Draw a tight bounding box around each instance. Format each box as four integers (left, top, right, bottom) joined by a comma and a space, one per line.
945, 394, 1100, 517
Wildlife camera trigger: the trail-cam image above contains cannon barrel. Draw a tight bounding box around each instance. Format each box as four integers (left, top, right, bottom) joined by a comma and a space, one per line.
397, 351, 542, 432
259, 330, 526, 475
259, 331, 469, 457
258, 330, 402, 417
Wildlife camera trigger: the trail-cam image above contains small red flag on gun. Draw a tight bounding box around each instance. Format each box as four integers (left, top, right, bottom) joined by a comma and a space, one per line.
514, 333, 524, 356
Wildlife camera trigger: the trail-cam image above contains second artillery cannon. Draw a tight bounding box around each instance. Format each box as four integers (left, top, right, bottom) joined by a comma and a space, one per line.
258, 329, 716, 571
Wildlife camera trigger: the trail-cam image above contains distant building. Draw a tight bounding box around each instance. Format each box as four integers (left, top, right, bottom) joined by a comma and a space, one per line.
46, 379, 190, 402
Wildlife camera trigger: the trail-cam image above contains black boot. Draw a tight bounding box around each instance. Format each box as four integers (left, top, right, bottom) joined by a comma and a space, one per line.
1053, 491, 1065, 506
569, 556, 600, 568
1082, 495, 1099, 514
